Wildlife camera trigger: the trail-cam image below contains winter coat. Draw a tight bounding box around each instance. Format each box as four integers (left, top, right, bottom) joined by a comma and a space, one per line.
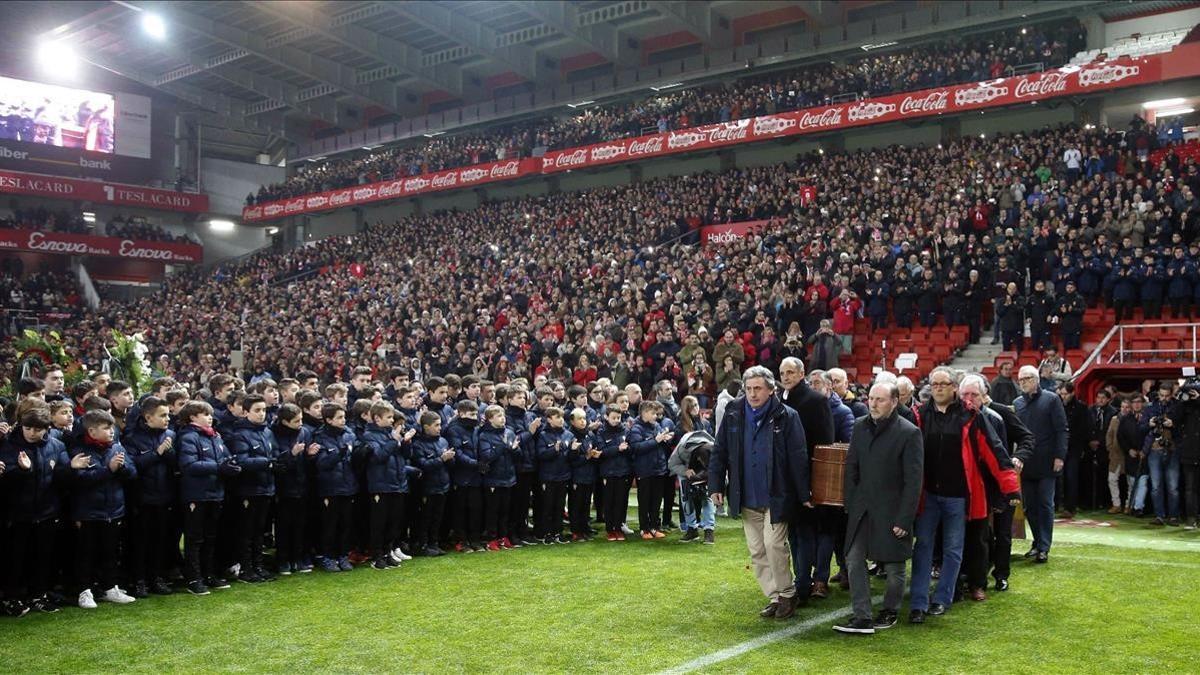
63, 436, 137, 521
1013, 389, 1069, 479
226, 419, 276, 498
312, 425, 359, 498
411, 433, 452, 495
0, 427, 63, 522
567, 426, 597, 484
119, 417, 177, 507
271, 423, 313, 500
708, 395, 810, 524
536, 425, 575, 482
916, 401, 1020, 521
780, 382, 835, 453
844, 413, 923, 562
445, 418, 484, 488
593, 422, 631, 479
505, 406, 539, 474
177, 425, 232, 503
478, 424, 518, 488
360, 423, 418, 494
627, 418, 670, 479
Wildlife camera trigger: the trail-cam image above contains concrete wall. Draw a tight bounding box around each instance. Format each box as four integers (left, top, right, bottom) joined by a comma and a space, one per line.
201, 158, 286, 217
1103, 7, 1200, 43
192, 222, 268, 264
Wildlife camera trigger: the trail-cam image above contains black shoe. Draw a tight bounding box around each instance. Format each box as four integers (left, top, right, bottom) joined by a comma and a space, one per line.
995, 578, 1009, 592
30, 596, 59, 614
833, 617, 876, 634
703, 529, 715, 545
542, 536, 557, 546
2, 599, 30, 618
205, 576, 231, 590
521, 537, 540, 546
238, 571, 266, 584
131, 581, 150, 599
681, 528, 699, 542
254, 567, 277, 582
928, 603, 947, 616
151, 579, 174, 595
909, 609, 926, 624
873, 610, 898, 629
372, 558, 390, 570
1035, 551, 1049, 564
556, 534, 572, 544
186, 580, 210, 596
1023, 548, 1038, 559
423, 547, 444, 557
663, 521, 678, 531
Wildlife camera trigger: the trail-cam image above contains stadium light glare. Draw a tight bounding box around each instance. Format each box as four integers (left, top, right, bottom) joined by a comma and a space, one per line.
37, 41, 78, 78
209, 219, 236, 232
141, 12, 167, 41
649, 83, 683, 91
423, 132, 444, 138
82, 212, 96, 223
566, 100, 595, 109
1155, 107, 1194, 118
266, 227, 279, 235
1143, 98, 1185, 109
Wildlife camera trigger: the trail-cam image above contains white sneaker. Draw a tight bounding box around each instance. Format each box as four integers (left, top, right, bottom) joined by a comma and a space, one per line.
620, 523, 634, 535
388, 550, 403, 565
102, 586, 136, 604
393, 547, 412, 561
226, 563, 241, 578
78, 589, 97, 609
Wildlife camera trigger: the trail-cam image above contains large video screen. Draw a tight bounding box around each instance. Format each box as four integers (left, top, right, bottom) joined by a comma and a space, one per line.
0, 75, 115, 153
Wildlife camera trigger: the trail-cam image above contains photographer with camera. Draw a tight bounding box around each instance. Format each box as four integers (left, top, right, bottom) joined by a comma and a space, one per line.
1144, 383, 1182, 526
1174, 379, 1200, 528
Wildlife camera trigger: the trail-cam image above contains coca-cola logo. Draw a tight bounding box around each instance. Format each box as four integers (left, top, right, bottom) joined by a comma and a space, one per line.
330, 190, 353, 206
1014, 72, 1069, 98
461, 168, 488, 182
1078, 63, 1139, 88
628, 137, 663, 155
707, 122, 750, 144
899, 91, 949, 115
591, 145, 626, 161
284, 198, 305, 213
27, 231, 91, 254
243, 206, 263, 220
953, 83, 1009, 106
551, 149, 588, 169
431, 172, 458, 188
118, 239, 180, 261
668, 130, 706, 149
490, 160, 520, 178
797, 108, 844, 130
847, 102, 896, 122
378, 181, 405, 198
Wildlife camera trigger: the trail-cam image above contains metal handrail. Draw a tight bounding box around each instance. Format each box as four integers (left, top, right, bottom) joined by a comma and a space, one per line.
1077, 322, 1200, 377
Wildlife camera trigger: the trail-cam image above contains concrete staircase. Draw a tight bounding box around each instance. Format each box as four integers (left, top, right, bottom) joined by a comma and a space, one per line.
946, 340, 1005, 374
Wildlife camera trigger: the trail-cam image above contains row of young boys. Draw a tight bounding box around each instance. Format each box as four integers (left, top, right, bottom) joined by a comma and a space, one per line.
0, 369, 712, 616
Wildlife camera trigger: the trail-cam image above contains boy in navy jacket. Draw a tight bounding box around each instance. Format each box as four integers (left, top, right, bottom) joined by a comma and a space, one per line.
313, 402, 359, 572
479, 405, 518, 550
122, 396, 177, 597
177, 400, 240, 595
505, 388, 542, 546
410, 411, 454, 556
361, 402, 418, 569
628, 401, 674, 539
536, 407, 574, 544
271, 404, 317, 575
594, 407, 632, 541
1, 407, 62, 615
226, 394, 276, 583
62, 410, 139, 608
445, 400, 485, 552
567, 409, 601, 541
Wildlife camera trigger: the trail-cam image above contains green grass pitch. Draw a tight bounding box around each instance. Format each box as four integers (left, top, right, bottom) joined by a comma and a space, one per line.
2, 510, 1196, 673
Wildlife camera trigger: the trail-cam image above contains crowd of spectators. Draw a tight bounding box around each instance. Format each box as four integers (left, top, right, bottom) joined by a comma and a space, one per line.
247, 20, 1085, 205
103, 215, 189, 243
0, 205, 188, 243
0, 264, 82, 336
65, 114, 1200, 399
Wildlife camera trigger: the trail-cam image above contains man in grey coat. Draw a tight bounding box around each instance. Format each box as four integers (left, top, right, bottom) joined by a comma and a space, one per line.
833, 382, 924, 635
1013, 365, 1069, 563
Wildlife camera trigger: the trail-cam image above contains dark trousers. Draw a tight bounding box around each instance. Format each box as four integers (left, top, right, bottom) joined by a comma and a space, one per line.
1113, 298, 1133, 323
538, 480, 567, 538
870, 313, 887, 331
275, 496, 308, 566
417, 493, 446, 550
962, 518, 991, 591
451, 486, 483, 545
369, 492, 407, 555
215, 495, 238, 571
1183, 464, 1200, 521
895, 312, 913, 329
5, 518, 58, 600
509, 472, 536, 540
661, 474, 676, 526
1059, 454, 1080, 513
991, 504, 1014, 582
320, 495, 353, 559
183, 501, 222, 582
1144, 298, 1162, 320
569, 481, 593, 534
788, 513, 817, 595
592, 476, 605, 521
236, 496, 270, 571
920, 310, 936, 327
126, 503, 171, 584
846, 518, 905, 621
604, 476, 631, 532
636, 475, 664, 532
352, 492, 371, 553
1002, 330, 1023, 353
484, 486, 512, 540
1170, 297, 1191, 319
1022, 476, 1056, 554
75, 519, 122, 594
1063, 331, 1082, 350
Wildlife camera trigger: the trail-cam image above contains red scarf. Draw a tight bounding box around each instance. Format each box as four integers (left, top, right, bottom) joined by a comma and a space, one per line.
191, 424, 216, 438
83, 432, 112, 450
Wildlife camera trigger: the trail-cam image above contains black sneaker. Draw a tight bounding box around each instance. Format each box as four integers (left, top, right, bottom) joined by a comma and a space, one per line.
1034, 551, 1049, 564
254, 567, 277, 582
703, 529, 715, 545
151, 579, 174, 595
681, 528, 699, 542
205, 576, 231, 590
995, 578, 1009, 592
29, 596, 59, 614
521, 537, 540, 546
1023, 548, 1038, 558
131, 581, 150, 599
833, 617, 876, 634
556, 534, 572, 544
372, 558, 390, 570
873, 610, 898, 630
543, 536, 557, 546
928, 603, 947, 616
909, 609, 926, 624
238, 571, 266, 584
2, 599, 30, 618
423, 547, 444, 557
186, 580, 210, 596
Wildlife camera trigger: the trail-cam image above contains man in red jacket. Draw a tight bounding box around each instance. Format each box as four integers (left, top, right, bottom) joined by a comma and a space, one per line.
830, 289, 862, 356
908, 367, 1021, 624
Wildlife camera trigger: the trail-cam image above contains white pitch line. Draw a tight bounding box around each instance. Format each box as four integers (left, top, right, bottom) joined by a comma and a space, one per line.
656, 594, 882, 675
1056, 552, 1200, 569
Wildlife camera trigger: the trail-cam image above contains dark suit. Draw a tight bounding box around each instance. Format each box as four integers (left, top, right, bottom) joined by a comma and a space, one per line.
843, 412, 923, 621
780, 381, 835, 595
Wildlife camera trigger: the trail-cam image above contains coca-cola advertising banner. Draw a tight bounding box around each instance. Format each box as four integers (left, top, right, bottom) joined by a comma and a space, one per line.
241, 158, 539, 223
0, 169, 209, 213
245, 51, 1175, 222
543, 55, 1162, 172
0, 228, 203, 264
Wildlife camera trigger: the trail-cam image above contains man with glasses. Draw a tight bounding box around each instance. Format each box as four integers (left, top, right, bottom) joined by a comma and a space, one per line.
909, 367, 1019, 624
1013, 365, 1068, 563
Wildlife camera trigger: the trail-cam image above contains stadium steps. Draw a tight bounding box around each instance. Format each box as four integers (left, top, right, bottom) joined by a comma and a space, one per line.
946, 342, 1006, 374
